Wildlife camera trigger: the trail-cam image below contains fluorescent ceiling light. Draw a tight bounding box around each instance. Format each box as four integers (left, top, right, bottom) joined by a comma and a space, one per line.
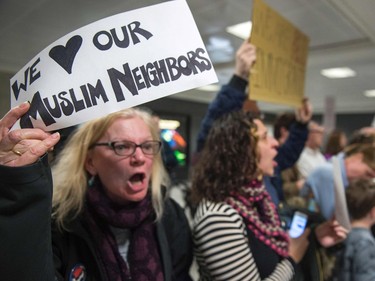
226, 21, 252, 40
206, 36, 232, 51
159, 119, 180, 130
320, 67, 356, 78
197, 84, 220, 92
364, 89, 375, 97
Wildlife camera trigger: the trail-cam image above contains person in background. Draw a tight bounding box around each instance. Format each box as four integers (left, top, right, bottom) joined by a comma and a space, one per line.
324, 129, 347, 160
192, 110, 310, 280
301, 143, 375, 220
334, 179, 375, 281
195, 40, 312, 205
297, 121, 326, 179
0, 103, 193, 281
192, 40, 345, 281
191, 110, 347, 281
273, 113, 306, 208
348, 126, 375, 146
356, 126, 375, 137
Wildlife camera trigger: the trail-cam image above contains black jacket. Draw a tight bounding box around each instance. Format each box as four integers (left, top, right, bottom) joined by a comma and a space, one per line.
0, 156, 193, 281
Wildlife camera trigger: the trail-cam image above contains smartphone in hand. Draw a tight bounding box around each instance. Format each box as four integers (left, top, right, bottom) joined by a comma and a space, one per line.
288, 211, 308, 238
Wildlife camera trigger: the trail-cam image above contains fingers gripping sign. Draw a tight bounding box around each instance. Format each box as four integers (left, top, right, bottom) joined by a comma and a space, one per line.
295, 97, 313, 124
235, 41, 257, 81
0, 102, 60, 167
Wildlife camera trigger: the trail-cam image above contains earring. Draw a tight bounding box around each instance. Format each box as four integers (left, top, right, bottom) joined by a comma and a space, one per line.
88, 175, 96, 187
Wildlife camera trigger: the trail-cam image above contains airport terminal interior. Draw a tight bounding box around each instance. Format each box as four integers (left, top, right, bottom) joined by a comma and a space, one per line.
0, 0, 375, 281
1, 0, 374, 183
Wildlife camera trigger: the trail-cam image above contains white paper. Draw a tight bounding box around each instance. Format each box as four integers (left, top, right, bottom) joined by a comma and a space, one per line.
333, 156, 351, 231
10, 0, 217, 131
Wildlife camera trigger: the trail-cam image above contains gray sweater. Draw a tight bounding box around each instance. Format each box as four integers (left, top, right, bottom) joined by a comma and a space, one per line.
336, 227, 375, 281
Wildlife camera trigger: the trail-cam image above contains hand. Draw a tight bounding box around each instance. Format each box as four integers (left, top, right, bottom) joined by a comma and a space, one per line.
288, 228, 310, 263
295, 98, 313, 124
296, 179, 305, 191
234, 41, 256, 81
314, 219, 348, 248
0, 102, 60, 167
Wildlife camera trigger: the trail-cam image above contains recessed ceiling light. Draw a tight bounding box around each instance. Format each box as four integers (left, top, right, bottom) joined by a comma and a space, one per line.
197, 84, 221, 92
364, 89, 375, 97
226, 21, 252, 40
320, 67, 356, 79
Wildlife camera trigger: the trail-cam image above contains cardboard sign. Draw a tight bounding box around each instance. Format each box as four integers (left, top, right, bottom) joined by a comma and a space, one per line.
10, 0, 217, 131
249, 0, 309, 107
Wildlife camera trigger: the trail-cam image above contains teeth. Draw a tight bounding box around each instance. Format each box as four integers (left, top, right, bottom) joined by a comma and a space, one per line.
130, 174, 143, 185
131, 179, 142, 185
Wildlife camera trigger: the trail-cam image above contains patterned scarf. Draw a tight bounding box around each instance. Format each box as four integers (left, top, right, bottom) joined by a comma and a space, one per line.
225, 179, 289, 257
85, 182, 164, 281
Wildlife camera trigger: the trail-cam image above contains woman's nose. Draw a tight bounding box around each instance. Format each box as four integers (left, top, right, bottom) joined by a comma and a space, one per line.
131, 146, 145, 162
271, 137, 279, 148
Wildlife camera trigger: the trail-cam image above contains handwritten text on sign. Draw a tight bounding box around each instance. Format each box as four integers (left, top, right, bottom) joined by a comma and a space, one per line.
10, 1, 218, 131
249, 0, 309, 107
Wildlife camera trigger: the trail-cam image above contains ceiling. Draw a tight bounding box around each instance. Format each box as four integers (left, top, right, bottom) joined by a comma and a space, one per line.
1, 0, 375, 115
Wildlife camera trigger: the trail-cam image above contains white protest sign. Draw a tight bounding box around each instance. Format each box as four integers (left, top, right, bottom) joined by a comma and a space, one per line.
332, 156, 351, 231
10, 0, 217, 131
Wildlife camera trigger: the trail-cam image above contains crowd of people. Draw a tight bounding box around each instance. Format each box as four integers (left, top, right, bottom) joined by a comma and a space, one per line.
0, 40, 374, 281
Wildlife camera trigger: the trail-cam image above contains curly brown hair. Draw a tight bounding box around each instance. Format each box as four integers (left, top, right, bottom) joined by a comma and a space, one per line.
191, 110, 260, 203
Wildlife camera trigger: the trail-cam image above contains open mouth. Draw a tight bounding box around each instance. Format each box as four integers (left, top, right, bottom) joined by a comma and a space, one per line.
129, 173, 145, 185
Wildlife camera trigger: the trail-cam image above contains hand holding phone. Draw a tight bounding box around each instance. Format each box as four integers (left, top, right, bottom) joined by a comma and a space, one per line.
288, 211, 308, 238
288, 224, 310, 263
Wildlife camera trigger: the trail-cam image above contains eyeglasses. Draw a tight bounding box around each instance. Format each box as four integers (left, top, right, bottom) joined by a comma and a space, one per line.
90, 140, 161, 157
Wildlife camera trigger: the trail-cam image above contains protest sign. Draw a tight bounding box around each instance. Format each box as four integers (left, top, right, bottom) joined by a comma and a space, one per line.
249, 0, 309, 107
10, 0, 217, 131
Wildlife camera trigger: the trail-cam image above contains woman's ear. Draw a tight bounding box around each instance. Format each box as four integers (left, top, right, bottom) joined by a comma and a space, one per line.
85, 152, 96, 176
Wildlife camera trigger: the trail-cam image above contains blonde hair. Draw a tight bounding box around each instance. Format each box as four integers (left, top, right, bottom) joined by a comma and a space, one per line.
51, 108, 169, 230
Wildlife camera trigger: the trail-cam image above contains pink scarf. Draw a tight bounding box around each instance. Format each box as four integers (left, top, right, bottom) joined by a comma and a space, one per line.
226, 179, 289, 257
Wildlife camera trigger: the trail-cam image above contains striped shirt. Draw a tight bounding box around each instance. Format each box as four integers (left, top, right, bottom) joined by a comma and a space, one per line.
193, 200, 295, 281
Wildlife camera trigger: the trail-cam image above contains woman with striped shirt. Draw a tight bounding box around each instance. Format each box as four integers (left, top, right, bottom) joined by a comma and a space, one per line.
191, 110, 309, 280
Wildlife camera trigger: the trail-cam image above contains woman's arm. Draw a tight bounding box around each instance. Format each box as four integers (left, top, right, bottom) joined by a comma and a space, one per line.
196, 41, 256, 153
0, 103, 60, 280
0, 156, 55, 281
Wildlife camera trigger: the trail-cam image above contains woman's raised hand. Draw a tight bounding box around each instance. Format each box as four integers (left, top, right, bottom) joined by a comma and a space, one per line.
0, 102, 60, 167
